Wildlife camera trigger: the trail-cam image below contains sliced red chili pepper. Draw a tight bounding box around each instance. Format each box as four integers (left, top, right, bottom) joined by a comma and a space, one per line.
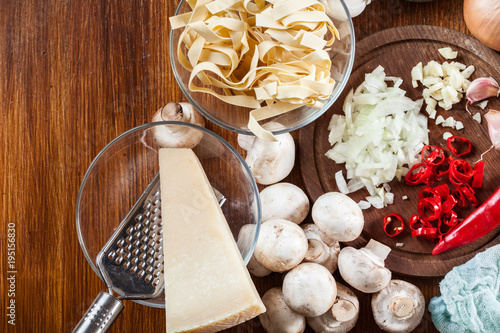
409, 214, 432, 231
449, 159, 474, 186
405, 162, 434, 185
418, 186, 439, 200
412, 227, 438, 239
459, 184, 479, 207
472, 161, 485, 188
383, 213, 404, 237
451, 187, 467, 207
421, 145, 446, 166
434, 156, 453, 180
441, 210, 458, 227
442, 194, 458, 213
447, 136, 472, 157
417, 197, 442, 221
433, 184, 450, 198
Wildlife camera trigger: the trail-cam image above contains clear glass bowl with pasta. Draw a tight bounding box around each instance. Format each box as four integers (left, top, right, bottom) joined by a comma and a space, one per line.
169, 0, 355, 137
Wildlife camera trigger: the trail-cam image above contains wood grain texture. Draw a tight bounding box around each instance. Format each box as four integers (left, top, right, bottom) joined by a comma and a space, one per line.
0, 0, 492, 332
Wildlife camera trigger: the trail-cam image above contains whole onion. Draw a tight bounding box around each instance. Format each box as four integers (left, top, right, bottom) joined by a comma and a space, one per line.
464, 0, 500, 51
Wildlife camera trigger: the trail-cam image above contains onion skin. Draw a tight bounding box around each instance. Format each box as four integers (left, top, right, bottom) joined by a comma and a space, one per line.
464, 0, 500, 51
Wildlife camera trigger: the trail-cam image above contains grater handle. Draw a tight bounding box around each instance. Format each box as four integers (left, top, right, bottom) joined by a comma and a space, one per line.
73, 292, 124, 333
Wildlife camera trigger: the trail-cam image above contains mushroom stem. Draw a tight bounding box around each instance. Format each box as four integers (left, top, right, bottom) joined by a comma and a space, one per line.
305, 239, 327, 262
331, 299, 357, 322
390, 297, 415, 318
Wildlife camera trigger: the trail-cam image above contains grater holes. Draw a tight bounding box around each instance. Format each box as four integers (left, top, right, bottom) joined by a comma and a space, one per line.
107, 251, 115, 259
140, 244, 148, 252
153, 190, 160, 198
146, 266, 154, 274
153, 269, 161, 277
145, 274, 153, 283
148, 239, 156, 248
140, 235, 149, 244
139, 253, 147, 261
138, 261, 146, 269
144, 201, 152, 211
122, 261, 130, 269
115, 256, 123, 265
137, 270, 145, 279
133, 240, 141, 248
130, 266, 138, 273
125, 235, 133, 243
131, 257, 138, 265
116, 248, 124, 256
153, 207, 160, 215
154, 261, 162, 269
147, 248, 155, 257
146, 257, 154, 266
116, 238, 125, 247
155, 253, 163, 261
132, 248, 139, 256
157, 237, 163, 244
142, 227, 150, 235
135, 215, 143, 223
125, 244, 133, 252
124, 252, 132, 260
143, 210, 151, 218
156, 245, 163, 253
153, 278, 160, 286
133, 231, 141, 240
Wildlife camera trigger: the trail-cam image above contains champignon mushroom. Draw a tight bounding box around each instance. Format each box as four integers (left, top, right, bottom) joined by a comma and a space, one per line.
301, 223, 340, 273
151, 102, 205, 148
237, 224, 271, 277
254, 219, 308, 273
307, 283, 359, 333
312, 192, 364, 242
282, 263, 337, 317
338, 239, 392, 293
260, 183, 310, 224
371, 280, 425, 333
238, 128, 295, 185
259, 287, 306, 333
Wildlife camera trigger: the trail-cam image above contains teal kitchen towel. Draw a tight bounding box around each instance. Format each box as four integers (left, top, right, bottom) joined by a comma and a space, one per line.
428, 244, 500, 333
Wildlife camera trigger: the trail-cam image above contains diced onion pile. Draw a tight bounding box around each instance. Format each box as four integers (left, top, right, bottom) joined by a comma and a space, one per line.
326, 66, 429, 209
171, 0, 339, 140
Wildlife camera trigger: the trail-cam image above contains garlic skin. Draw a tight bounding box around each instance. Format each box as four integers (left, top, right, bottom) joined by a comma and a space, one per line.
319, 0, 372, 19
466, 77, 500, 104
484, 109, 500, 150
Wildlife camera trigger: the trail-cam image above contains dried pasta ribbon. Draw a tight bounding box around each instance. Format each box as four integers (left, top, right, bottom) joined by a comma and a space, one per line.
170, 0, 338, 140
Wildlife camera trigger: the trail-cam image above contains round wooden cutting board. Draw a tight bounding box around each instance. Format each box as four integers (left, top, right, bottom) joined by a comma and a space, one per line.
298, 25, 500, 277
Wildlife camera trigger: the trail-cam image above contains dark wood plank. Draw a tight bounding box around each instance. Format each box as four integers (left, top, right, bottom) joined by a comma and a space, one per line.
0, 0, 492, 332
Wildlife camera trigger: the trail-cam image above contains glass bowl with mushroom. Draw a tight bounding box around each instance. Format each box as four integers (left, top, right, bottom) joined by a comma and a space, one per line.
169, 0, 355, 137
75, 122, 261, 308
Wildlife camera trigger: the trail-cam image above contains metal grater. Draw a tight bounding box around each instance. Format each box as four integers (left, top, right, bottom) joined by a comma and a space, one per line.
73, 173, 225, 333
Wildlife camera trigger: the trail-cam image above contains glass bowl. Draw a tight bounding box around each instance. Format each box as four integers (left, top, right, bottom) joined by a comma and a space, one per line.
169, 0, 355, 136
76, 122, 261, 308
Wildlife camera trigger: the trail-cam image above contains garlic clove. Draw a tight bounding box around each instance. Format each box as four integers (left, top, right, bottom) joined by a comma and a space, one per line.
466, 77, 500, 105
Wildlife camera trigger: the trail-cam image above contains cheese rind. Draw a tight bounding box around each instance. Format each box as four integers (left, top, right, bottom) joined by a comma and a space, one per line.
159, 148, 265, 333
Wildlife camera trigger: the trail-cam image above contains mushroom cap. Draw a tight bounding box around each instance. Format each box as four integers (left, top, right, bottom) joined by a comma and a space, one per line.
301, 224, 340, 273
245, 132, 295, 185
254, 219, 308, 273
307, 283, 359, 333
237, 133, 256, 151
371, 280, 425, 333
260, 183, 310, 224
338, 246, 391, 293
312, 192, 364, 242
151, 102, 205, 148
237, 224, 271, 277
259, 287, 306, 333
282, 263, 337, 317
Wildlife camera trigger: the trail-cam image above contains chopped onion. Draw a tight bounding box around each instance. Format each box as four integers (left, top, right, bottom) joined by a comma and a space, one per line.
357, 200, 371, 210
326, 66, 429, 208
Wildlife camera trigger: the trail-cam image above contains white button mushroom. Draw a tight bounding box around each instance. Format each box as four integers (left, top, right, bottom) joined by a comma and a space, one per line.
260, 183, 310, 224
237, 224, 271, 277
338, 239, 392, 293
151, 102, 205, 148
307, 283, 359, 333
238, 129, 295, 185
259, 287, 306, 333
282, 263, 337, 317
254, 219, 308, 273
301, 223, 340, 274
371, 280, 425, 333
312, 192, 364, 242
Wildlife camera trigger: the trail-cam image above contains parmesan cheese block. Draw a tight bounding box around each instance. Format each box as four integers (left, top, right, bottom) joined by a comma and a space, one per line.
159, 148, 265, 333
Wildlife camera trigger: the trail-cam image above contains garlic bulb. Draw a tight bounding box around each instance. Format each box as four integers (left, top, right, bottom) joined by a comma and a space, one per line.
319, 0, 372, 19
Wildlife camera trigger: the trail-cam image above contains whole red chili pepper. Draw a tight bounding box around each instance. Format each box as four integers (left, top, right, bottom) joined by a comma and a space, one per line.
446, 136, 471, 157
432, 186, 500, 255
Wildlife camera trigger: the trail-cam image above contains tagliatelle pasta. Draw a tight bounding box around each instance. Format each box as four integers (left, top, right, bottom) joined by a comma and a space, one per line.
170, 0, 339, 140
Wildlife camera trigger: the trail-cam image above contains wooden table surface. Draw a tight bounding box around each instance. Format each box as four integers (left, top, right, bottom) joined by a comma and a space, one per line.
1, 0, 492, 332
